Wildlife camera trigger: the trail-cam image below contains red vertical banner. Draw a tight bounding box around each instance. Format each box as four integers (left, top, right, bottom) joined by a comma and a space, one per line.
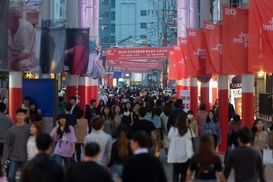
248, 0, 273, 73
178, 38, 189, 78
222, 6, 249, 74
104, 73, 114, 87
187, 29, 210, 77
204, 22, 222, 74
168, 48, 179, 80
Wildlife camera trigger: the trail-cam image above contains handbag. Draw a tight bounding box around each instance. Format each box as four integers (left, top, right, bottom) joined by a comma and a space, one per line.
189, 127, 199, 152
263, 148, 273, 165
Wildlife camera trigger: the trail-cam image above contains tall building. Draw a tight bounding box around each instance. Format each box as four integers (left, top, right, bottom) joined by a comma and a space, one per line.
99, 0, 113, 48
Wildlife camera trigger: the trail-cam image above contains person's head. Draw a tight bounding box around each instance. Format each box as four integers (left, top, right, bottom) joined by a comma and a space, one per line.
163, 96, 170, 103
133, 103, 141, 113
117, 124, 129, 157
99, 100, 105, 107
148, 100, 155, 108
199, 103, 206, 111
30, 122, 43, 136
102, 105, 112, 117
125, 102, 132, 111
59, 96, 64, 105
90, 99, 96, 107
114, 105, 122, 115
108, 94, 114, 100
174, 101, 181, 109
69, 96, 77, 105
194, 134, 216, 168
57, 114, 69, 127
23, 96, 31, 106
101, 91, 105, 96
215, 99, 219, 105
164, 91, 169, 96
91, 116, 104, 131
146, 105, 153, 113
187, 110, 194, 120
9, 8, 20, 34
174, 113, 188, 136
233, 114, 241, 122
77, 109, 85, 119
138, 107, 147, 118
36, 133, 53, 154
155, 99, 162, 108
0, 93, 5, 100
130, 131, 150, 152
16, 108, 26, 122
252, 119, 264, 134
64, 103, 72, 112
0, 103, 6, 113
206, 110, 217, 123
29, 102, 37, 112
163, 102, 173, 116
84, 143, 100, 162
237, 127, 253, 145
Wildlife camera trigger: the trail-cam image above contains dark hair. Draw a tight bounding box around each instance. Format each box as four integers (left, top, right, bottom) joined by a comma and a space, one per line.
199, 104, 206, 111
238, 127, 253, 144
24, 96, 31, 101
163, 102, 173, 116
64, 103, 72, 112
163, 96, 170, 103
29, 102, 38, 113
77, 109, 85, 119
133, 103, 141, 109
0, 103, 6, 112
155, 99, 162, 108
187, 110, 194, 115
124, 102, 132, 112
85, 143, 100, 157
174, 101, 181, 109
31, 122, 43, 135
138, 107, 147, 117
176, 99, 183, 106
56, 114, 71, 135
251, 119, 264, 144
91, 116, 104, 130
113, 105, 122, 115
233, 114, 241, 122
174, 113, 188, 136
101, 105, 113, 120
117, 124, 129, 157
58, 96, 64, 102
36, 133, 52, 151
70, 96, 77, 101
148, 100, 155, 108
132, 131, 150, 148
193, 134, 217, 169
205, 110, 218, 123
16, 108, 26, 114
137, 99, 143, 106
90, 99, 96, 105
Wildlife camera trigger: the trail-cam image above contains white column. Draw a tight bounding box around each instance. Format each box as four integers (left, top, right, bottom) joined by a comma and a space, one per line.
93, 0, 99, 43
200, 0, 210, 28
9, 72, 22, 123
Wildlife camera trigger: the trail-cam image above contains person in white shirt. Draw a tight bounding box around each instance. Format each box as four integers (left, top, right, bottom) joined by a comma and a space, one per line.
22, 96, 30, 111
8, 8, 36, 71
27, 122, 43, 160
99, 91, 108, 105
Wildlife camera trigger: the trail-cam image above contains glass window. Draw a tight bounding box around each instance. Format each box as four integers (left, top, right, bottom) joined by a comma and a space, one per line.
140, 23, 147, 29
140, 10, 147, 16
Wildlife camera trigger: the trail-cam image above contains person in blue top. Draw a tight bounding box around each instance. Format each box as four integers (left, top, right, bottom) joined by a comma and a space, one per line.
203, 110, 221, 150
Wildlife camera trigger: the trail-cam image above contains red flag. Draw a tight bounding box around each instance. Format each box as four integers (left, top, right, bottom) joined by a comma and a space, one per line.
168, 45, 183, 80
204, 22, 222, 74
168, 49, 178, 80
104, 73, 114, 86
222, 6, 249, 74
187, 29, 210, 77
178, 38, 189, 78
248, 0, 273, 73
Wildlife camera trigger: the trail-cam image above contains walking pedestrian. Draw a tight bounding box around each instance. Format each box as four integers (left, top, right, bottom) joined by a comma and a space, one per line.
27, 122, 43, 160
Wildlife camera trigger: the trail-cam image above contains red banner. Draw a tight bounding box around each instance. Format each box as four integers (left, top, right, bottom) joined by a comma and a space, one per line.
121, 67, 150, 73
104, 73, 114, 86
168, 45, 183, 80
106, 47, 169, 60
222, 6, 249, 74
178, 38, 189, 78
204, 22, 222, 74
107, 60, 163, 68
187, 29, 210, 77
248, 0, 273, 73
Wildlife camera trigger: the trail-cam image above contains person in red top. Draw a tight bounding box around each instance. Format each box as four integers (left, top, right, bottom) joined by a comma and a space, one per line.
65, 32, 89, 75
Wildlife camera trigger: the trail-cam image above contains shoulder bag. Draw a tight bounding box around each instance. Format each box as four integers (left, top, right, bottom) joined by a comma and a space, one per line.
189, 127, 199, 152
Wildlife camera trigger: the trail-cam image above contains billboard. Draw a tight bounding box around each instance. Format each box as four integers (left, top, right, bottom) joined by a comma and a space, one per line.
0, 0, 9, 69
106, 47, 170, 60
121, 67, 150, 73
107, 60, 163, 69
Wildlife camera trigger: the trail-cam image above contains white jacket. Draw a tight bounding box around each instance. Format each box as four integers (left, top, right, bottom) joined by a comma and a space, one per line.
167, 127, 194, 163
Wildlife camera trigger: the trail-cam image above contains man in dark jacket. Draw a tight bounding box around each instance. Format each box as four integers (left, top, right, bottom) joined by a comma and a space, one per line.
167, 100, 186, 131
20, 133, 65, 182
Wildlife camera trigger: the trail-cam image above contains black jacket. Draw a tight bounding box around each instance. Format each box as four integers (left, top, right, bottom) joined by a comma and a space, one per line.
72, 105, 81, 117
167, 109, 186, 131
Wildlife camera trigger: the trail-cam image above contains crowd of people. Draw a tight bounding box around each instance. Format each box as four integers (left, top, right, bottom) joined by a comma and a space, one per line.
0, 88, 271, 182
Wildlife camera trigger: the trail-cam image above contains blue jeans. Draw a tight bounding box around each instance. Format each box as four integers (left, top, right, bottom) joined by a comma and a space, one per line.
112, 164, 124, 180
54, 154, 70, 171
8, 160, 25, 182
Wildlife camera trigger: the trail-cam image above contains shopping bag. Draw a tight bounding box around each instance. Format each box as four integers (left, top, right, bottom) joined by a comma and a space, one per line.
263, 149, 273, 165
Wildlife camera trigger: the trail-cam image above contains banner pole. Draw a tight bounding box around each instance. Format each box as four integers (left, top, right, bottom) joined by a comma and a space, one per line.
9, 72, 22, 124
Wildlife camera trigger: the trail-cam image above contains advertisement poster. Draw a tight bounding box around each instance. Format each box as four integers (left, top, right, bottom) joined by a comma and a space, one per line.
7, 2, 42, 71
86, 37, 106, 79
64, 28, 89, 75
180, 90, 190, 112
40, 20, 66, 73
104, 72, 114, 87
107, 60, 163, 69
0, 0, 9, 69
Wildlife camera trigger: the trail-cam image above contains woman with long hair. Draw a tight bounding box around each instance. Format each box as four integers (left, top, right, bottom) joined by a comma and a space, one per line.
251, 119, 268, 151
168, 113, 194, 182
50, 114, 77, 170
74, 109, 88, 162
203, 110, 221, 150
186, 134, 226, 182
101, 105, 115, 135
113, 105, 123, 131
108, 124, 132, 181
154, 99, 163, 116
96, 99, 105, 115
160, 102, 172, 155
123, 102, 133, 124
120, 116, 133, 140
132, 103, 141, 123
27, 122, 43, 160
29, 102, 42, 124
187, 110, 198, 136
